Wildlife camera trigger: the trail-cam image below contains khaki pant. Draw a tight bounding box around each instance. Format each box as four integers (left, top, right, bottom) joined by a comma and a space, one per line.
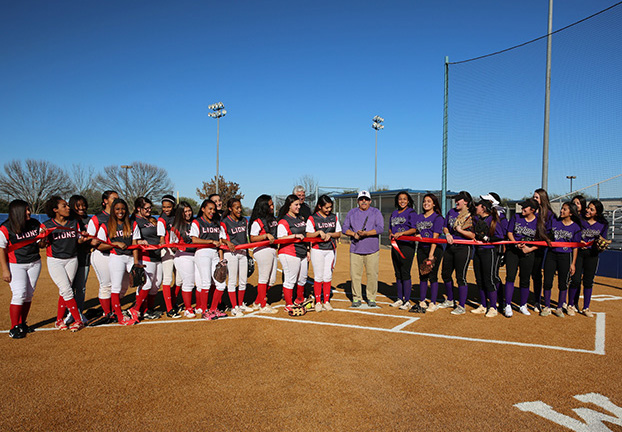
350, 251, 379, 302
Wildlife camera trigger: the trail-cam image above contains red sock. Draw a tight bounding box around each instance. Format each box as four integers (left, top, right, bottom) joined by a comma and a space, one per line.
99, 297, 111, 315
134, 289, 149, 312
21, 301, 31, 324
175, 285, 181, 297
313, 281, 322, 303
323, 282, 332, 303
283, 287, 293, 306
296, 284, 305, 303
147, 294, 157, 310
237, 289, 246, 307
111, 293, 124, 321
57, 296, 67, 322
181, 290, 193, 311
210, 289, 224, 311
162, 285, 173, 311
256, 283, 267, 308
201, 290, 209, 311
228, 291, 238, 308
9, 304, 22, 328
64, 298, 82, 323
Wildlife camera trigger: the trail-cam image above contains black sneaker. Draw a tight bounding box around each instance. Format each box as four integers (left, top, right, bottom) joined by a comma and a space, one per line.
351, 300, 362, 308
408, 304, 426, 313
166, 309, 181, 319
143, 309, 162, 320
19, 323, 35, 333
9, 325, 26, 339
368, 301, 379, 308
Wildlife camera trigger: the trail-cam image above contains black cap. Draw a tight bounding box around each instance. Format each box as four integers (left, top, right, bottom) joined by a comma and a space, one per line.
453, 191, 472, 203
519, 198, 539, 211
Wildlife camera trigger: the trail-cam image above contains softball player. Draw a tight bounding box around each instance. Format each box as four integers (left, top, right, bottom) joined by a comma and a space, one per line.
248, 195, 279, 314
388, 192, 417, 311
440, 191, 476, 315
97, 198, 141, 325
413, 193, 444, 312
306, 195, 342, 312
0, 200, 45, 339
157, 195, 180, 318
570, 194, 587, 307
191, 199, 227, 320
132, 197, 162, 320
67, 195, 91, 324
87, 190, 118, 320
531, 188, 554, 312
277, 194, 308, 312
170, 201, 197, 318
541, 202, 581, 317
220, 198, 250, 317
43, 196, 88, 332
569, 200, 608, 317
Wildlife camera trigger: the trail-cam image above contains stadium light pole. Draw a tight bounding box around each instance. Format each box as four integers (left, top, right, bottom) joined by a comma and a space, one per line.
208, 102, 227, 195
372, 115, 384, 191
566, 175, 576, 193
542, 0, 553, 190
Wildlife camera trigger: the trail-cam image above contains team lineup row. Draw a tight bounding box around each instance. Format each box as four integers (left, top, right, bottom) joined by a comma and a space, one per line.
0, 185, 609, 339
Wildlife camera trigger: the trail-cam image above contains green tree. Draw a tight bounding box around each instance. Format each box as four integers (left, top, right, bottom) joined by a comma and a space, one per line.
196, 175, 244, 207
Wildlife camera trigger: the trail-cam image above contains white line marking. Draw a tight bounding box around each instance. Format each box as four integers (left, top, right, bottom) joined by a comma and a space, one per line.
594, 312, 606, 355
390, 318, 419, 332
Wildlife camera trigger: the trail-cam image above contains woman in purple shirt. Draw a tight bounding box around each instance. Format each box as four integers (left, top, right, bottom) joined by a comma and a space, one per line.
541, 202, 581, 317
569, 200, 609, 317
388, 192, 418, 310
532, 188, 554, 312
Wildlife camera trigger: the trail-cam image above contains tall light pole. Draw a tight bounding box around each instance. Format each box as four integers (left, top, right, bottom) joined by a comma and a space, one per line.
208, 102, 227, 195
121, 165, 133, 199
542, 0, 554, 190
566, 175, 576, 193
372, 115, 384, 191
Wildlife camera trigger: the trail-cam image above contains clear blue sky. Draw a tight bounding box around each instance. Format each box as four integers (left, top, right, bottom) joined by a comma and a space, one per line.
1, 0, 618, 207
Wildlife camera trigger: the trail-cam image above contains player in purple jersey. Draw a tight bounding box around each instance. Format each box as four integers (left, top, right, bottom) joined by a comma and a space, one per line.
440, 191, 476, 315
412, 193, 445, 312
569, 200, 609, 317
388, 192, 418, 310
572, 195, 587, 219
157, 195, 180, 318
531, 188, 554, 312
541, 202, 581, 318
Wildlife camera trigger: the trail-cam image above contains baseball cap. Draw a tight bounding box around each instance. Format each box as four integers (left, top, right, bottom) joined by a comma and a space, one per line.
479, 193, 499, 207
519, 198, 539, 211
357, 190, 371, 200
453, 191, 472, 203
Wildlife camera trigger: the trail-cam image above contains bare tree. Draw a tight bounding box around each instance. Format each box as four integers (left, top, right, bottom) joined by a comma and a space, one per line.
0, 159, 72, 214
94, 162, 174, 206
196, 175, 244, 206
69, 164, 96, 195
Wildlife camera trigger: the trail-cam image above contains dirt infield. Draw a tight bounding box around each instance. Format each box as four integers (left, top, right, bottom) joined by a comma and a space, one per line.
1, 244, 621, 431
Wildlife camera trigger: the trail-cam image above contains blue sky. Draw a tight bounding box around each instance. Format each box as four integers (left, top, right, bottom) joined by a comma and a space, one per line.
1, 0, 619, 207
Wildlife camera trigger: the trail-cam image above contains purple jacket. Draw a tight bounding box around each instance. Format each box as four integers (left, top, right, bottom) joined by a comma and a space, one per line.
343, 206, 384, 254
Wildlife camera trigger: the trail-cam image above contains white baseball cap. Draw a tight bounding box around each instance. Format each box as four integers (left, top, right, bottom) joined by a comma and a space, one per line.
479, 193, 499, 207
357, 190, 371, 200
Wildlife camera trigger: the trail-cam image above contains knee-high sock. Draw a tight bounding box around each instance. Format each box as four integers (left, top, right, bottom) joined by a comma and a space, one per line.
283, 287, 293, 306
505, 282, 515, 307
57, 296, 67, 322
520, 287, 530, 306
478, 289, 487, 308
111, 293, 124, 321
568, 287, 578, 307
419, 281, 429, 303
228, 291, 238, 308
133, 289, 149, 313
313, 281, 322, 302
558, 289, 567, 309
488, 290, 497, 310
237, 289, 246, 307
430, 282, 439, 304
496, 282, 504, 306
99, 297, 111, 315
445, 282, 454, 301
162, 285, 173, 311
458, 285, 468, 307
21, 301, 31, 324
9, 304, 22, 328
64, 298, 82, 323
210, 290, 224, 311
296, 284, 305, 303
181, 291, 193, 311
255, 283, 267, 307
544, 290, 552, 308
147, 294, 157, 310
396, 280, 403, 302
323, 282, 331, 303
584, 288, 593, 309
403, 279, 412, 303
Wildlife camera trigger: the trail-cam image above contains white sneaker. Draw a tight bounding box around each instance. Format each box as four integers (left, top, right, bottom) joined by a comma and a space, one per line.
315, 302, 323, 312
239, 303, 253, 313
519, 305, 531, 316
470, 305, 486, 314
251, 302, 261, 311
231, 306, 244, 317
183, 309, 196, 318
399, 301, 411, 311
323, 302, 333, 311
438, 299, 455, 309
195, 308, 203, 315
258, 305, 278, 314
504, 305, 513, 318
389, 299, 403, 308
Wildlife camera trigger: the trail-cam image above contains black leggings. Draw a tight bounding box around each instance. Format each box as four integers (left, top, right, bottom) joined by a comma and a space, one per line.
544, 251, 573, 291
473, 247, 501, 293
442, 244, 473, 287
391, 242, 415, 280
505, 245, 535, 289
417, 245, 444, 282
571, 248, 599, 291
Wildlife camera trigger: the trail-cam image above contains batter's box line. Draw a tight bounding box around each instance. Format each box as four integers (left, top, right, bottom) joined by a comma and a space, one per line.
251, 310, 607, 356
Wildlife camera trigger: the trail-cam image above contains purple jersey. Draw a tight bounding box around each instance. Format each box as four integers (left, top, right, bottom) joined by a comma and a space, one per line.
549, 218, 581, 253
476, 215, 506, 249
580, 219, 608, 243
390, 208, 417, 235
416, 212, 445, 239
507, 214, 538, 242
445, 208, 472, 240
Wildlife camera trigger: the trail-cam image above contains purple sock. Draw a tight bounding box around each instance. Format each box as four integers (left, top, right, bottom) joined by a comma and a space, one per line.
419, 281, 428, 302
544, 290, 551, 308
396, 280, 403, 302
496, 282, 504, 305
505, 282, 515, 307
478, 289, 487, 307
568, 287, 577, 307
430, 282, 439, 304
534, 285, 542, 307
403, 280, 412, 303
584, 288, 592, 309
458, 285, 468, 307
488, 290, 497, 310
558, 289, 567, 309
520, 287, 529, 306
445, 282, 454, 301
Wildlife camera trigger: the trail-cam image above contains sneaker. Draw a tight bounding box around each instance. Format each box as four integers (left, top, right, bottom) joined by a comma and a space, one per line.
8, 325, 26, 339
128, 308, 140, 323
166, 309, 181, 319
553, 308, 564, 318
566, 305, 577, 316
485, 308, 498, 318
438, 299, 455, 309
19, 323, 35, 333
582, 308, 594, 318
183, 309, 196, 318
251, 302, 262, 311
119, 317, 137, 326
426, 303, 439, 313
55, 320, 68, 331
213, 309, 227, 318
399, 301, 411, 311
195, 308, 203, 316
519, 305, 531, 316
503, 305, 513, 318
315, 302, 323, 312
368, 301, 379, 308
143, 309, 162, 320
323, 302, 333, 311
293, 298, 304, 307
69, 321, 85, 332
389, 299, 403, 308
540, 307, 551, 317
239, 303, 254, 313
258, 305, 278, 314
283, 305, 294, 313
534, 304, 542, 313
202, 311, 218, 321
351, 300, 362, 308
231, 306, 244, 317
408, 303, 426, 314
470, 305, 486, 314
450, 305, 466, 315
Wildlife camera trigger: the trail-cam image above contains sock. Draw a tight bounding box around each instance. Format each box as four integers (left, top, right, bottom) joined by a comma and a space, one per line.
396, 280, 403, 302
134, 289, 149, 313
419, 281, 429, 303
505, 282, 515, 307
181, 291, 193, 311
64, 298, 82, 323
296, 284, 305, 303
534, 284, 542, 307
111, 293, 124, 321
458, 285, 468, 307
256, 283, 267, 307
57, 296, 67, 322
99, 297, 111, 315
478, 289, 486, 307
210, 289, 224, 311
445, 282, 454, 302
496, 282, 504, 306
237, 289, 246, 307
201, 290, 209, 311
228, 291, 238, 308
558, 289, 567, 309
9, 304, 22, 328
323, 282, 331, 304
162, 285, 173, 311
544, 290, 552, 308
488, 290, 497, 310
430, 282, 439, 304
584, 288, 593, 309
283, 287, 293, 306
21, 301, 31, 324
520, 287, 530, 307
194, 289, 202, 310
568, 287, 577, 307
313, 281, 322, 303
175, 285, 181, 298
147, 294, 157, 310
403, 279, 412, 303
